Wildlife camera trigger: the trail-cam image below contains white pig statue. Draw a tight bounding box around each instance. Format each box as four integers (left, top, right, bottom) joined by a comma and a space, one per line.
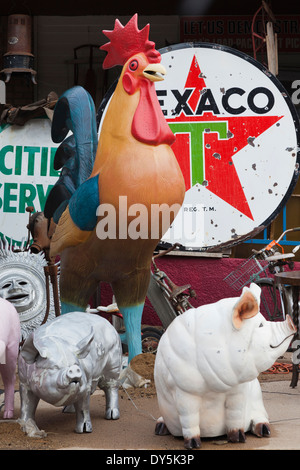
18, 311, 122, 437
154, 283, 296, 449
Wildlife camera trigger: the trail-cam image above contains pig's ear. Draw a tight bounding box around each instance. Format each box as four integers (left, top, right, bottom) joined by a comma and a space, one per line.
20, 333, 40, 364
75, 327, 94, 359
232, 286, 259, 329
249, 282, 261, 304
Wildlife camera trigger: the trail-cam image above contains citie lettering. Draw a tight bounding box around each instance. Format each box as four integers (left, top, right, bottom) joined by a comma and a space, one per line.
0, 144, 59, 214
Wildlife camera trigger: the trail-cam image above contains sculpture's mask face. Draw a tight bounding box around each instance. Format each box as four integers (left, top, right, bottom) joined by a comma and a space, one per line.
0, 240, 58, 340
0, 270, 36, 313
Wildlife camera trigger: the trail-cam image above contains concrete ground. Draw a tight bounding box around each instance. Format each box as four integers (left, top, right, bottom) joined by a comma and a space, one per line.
0, 376, 299, 451
253, 380, 300, 450
0, 350, 299, 452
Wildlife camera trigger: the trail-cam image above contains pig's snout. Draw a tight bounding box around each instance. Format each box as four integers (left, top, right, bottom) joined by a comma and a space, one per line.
67, 365, 82, 382
270, 315, 296, 349
286, 315, 296, 333
57, 365, 82, 389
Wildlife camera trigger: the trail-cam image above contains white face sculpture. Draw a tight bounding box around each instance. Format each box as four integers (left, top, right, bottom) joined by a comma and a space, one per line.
0, 241, 58, 339
0, 270, 37, 313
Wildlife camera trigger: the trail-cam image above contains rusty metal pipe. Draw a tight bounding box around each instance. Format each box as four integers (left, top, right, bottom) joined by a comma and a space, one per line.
6, 14, 33, 56
1, 14, 37, 84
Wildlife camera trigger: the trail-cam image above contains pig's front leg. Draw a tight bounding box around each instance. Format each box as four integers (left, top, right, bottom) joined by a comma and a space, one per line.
175, 389, 202, 449
98, 376, 120, 420
247, 379, 271, 438
225, 385, 247, 443
18, 383, 47, 438
74, 394, 92, 433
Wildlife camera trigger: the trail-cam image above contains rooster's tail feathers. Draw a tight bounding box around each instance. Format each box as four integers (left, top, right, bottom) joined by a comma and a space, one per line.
44, 86, 98, 223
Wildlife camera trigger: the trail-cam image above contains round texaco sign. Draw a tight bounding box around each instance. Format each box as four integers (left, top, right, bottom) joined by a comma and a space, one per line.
97, 42, 300, 251
156, 43, 300, 251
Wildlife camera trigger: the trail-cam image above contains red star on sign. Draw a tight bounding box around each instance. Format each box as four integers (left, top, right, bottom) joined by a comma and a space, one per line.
168, 55, 283, 220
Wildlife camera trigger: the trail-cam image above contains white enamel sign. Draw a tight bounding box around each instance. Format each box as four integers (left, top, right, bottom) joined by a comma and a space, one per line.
156, 43, 300, 250
0, 119, 59, 245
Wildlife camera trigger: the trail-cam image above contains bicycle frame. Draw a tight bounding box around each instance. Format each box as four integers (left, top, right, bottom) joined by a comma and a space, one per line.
150, 243, 196, 327
224, 227, 300, 321
257, 228, 300, 320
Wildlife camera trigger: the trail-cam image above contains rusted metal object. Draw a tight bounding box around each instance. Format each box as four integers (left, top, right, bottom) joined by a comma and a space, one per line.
251, 1, 277, 68
0, 91, 58, 125
26, 207, 61, 319
1, 14, 37, 84
151, 243, 197, 320
43, 262, 61, 319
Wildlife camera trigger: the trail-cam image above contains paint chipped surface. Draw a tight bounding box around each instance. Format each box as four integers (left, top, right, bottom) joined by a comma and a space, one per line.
154, 43, 300, 251
247, 137, 255, 147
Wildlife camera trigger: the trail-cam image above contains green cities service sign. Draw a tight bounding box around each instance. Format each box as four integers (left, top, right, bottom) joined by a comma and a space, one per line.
0, 119, 59, 245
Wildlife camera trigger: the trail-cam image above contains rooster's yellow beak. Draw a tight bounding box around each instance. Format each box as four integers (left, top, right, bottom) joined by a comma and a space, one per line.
143, 63, 166, 82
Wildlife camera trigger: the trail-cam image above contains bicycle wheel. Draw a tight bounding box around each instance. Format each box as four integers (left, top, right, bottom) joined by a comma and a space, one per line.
141, 327, 162, 354
254, 278, 284, 321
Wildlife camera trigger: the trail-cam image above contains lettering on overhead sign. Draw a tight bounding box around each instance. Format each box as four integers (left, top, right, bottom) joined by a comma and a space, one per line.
0, 143, 59, 214
0, 120, 59, 244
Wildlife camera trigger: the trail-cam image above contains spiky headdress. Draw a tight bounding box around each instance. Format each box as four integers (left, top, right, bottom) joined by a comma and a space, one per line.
0, 238, 59, 340
100, 14, 161, 69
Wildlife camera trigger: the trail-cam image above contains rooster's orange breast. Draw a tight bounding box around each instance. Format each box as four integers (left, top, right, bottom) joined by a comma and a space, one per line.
98, 139, 185, 237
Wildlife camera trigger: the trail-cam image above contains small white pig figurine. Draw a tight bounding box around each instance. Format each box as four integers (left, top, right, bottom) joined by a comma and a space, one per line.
0, 297, 20, 419
154, 283, 296, 449
18, 311, 122, 437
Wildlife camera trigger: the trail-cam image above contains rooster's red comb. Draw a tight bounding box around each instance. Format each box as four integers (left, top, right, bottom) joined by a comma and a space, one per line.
100, 14, 161, 69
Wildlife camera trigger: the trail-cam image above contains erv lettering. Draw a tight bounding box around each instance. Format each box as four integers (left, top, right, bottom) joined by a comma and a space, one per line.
0, 145, 59, 213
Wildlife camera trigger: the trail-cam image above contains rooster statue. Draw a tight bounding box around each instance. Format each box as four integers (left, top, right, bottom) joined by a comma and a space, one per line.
44, 14, 185, 362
